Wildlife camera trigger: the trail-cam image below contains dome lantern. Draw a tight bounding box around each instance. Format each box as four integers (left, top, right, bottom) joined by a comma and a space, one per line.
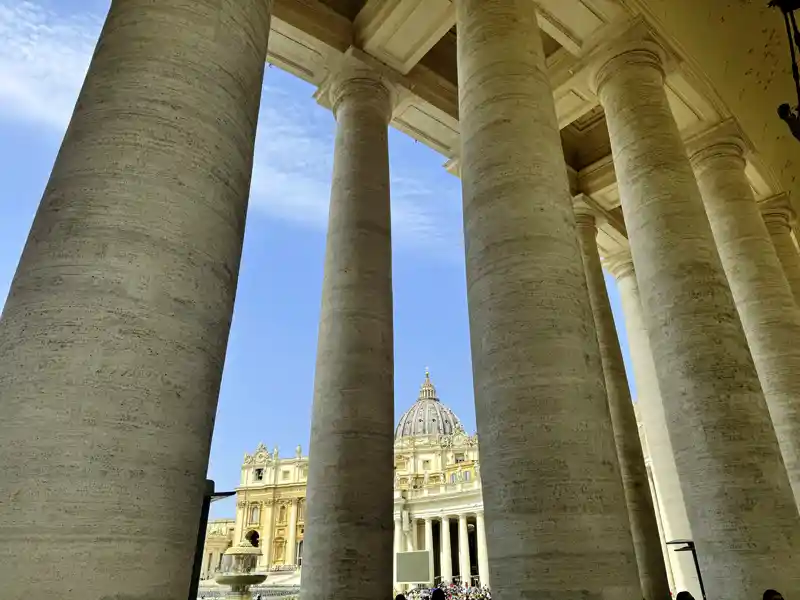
395, 369, 462, 439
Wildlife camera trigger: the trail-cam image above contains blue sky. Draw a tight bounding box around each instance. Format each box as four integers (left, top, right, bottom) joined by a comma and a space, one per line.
0, 0, 633, 519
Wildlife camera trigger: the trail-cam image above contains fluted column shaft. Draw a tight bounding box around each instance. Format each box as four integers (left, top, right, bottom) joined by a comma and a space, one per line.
475, 511, 490, 589
691, 134, 800, 503
424, 517, 435, 585
440, 516, 453, 584
595, 40, 800, 600
455, 1, 640, 597
574, 206, 670, 600
607, 253, 700, 597
761, 194, 800, 306
0, 1, 271, 598
458, 513, 471, 585
302, 65, 394, 600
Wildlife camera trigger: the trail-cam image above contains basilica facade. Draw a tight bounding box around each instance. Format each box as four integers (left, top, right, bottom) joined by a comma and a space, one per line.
5, 1, 800, 599
200, 372, 487, 590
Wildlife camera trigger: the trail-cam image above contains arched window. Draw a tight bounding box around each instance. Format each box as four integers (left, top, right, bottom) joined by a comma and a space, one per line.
244, 530, 260, 548
297, 540, 304, 566
450, 473, 457, 484
464, 471, 471, 482
249, 504, 260, 524
278, 504, 287, 523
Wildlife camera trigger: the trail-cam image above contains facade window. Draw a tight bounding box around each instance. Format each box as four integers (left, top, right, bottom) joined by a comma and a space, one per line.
450, 473, 457, 484
273, 539, 285, 561
464, 470, 471, 482
422, 460, 431, 470
254, 468, 264, 481
455, 453, 465, 463
278, 504, 287, 523
249, 505, 260, 524
282, 470, 291, 481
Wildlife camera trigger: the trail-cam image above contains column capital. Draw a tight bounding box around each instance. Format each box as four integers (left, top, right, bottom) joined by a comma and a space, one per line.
686, 119, 750, 171
590, 35, 668, 95
573, 194, 599, 231
759, 193, 797, 228
322, 57, 396, 122
603, 249, 635, 281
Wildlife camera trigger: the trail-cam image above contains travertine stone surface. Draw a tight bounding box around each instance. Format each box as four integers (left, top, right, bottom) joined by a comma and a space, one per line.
0, 1, 271, 598
595, 41, 800, 600
691, 132, 800, 505
455, 2, 640, 598
574, 205, 670, 600
302, 64, 394, 600
606, 252, 701, 599
761, 194, 800, 307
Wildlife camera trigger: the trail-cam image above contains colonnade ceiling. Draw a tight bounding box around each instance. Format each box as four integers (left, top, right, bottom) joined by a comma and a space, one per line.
268, 0, 790, 259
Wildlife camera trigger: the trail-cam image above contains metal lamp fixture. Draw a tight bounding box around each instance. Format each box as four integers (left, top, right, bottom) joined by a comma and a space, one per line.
770, 0, 800, 140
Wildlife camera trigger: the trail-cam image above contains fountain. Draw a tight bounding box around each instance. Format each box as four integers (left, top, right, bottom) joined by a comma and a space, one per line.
214, 540, 267, 600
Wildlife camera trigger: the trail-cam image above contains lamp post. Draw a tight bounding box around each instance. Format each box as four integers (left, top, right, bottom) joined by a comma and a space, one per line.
769, 0, 800, 140
188, 480, 236, 600
666, 539, 706, 600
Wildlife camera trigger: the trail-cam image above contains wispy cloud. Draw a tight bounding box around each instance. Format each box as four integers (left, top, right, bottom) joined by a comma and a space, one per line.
0, 0, 463, 259
0, 1, 101, 129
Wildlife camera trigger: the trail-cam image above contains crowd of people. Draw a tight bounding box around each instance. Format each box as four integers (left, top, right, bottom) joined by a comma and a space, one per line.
399, 582, 491, 600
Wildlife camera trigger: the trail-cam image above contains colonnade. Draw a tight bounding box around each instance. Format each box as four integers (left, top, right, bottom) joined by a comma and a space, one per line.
395, 512, 489, 588
1, 1, 800, 600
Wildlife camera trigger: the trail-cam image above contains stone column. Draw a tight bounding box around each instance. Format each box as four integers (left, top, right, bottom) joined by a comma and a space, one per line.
593, 38, 800, 600
475, 511, 490, 589
0, 1, 271, 597
302, 62, 395, 600
424, 517, 435, 585
689, 124, 800, 504
405, 519, 416, 552
761, 194, 800, 306
574, 201, 671, 600
440, 516, 453, 584
394, 516, 403, 588
286, 500, 299, 566
454, 1, 640, 597
234, 501, 247, 546
606, 252, 700, 598
458, 513, 471, 585
644, 462, 676, 593
262, 501, 275, 567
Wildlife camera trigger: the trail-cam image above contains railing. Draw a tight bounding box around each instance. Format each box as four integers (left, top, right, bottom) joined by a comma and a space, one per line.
405, 480, 481, 499
268, 564, 299, 572
197, 584, 300, 599
197, 587, 299, 600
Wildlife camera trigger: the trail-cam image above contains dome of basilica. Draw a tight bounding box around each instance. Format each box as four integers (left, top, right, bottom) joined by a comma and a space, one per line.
395, 370, 463, 439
